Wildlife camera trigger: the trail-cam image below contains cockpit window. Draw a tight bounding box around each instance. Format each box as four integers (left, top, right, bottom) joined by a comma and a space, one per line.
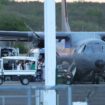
77, 44, 86, 54
76, 42, 105, 54
82, 45, 86, 52
83, 45, 93, 53
83, 43, 105, 53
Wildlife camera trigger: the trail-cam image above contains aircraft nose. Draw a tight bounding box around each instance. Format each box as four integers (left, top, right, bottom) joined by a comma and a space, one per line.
95, 60, 105, 69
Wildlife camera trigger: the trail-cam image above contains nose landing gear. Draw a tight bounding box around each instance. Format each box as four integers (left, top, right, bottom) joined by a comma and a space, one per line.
92, 60, 105, 84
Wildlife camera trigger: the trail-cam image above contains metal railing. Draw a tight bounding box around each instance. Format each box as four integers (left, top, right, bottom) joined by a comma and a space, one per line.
0, 85, 72, 105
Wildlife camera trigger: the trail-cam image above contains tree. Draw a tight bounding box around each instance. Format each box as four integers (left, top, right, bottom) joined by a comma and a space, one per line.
0, 0, 9, 4
14, 43, 28, 54
0, 13, 28, 31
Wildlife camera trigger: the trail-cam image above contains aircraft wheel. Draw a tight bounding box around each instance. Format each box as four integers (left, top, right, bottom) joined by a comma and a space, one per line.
0, 77, 3, 85
20, 77, 29, 85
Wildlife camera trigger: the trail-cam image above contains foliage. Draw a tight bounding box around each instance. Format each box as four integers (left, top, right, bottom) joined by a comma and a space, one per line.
71, 20, 102, 31
0, 12, 28, 31
86, 8, 102, 17
0, 2, 44, 31
14, 43, 28, 54
0, 0, 9, 5
0, 2, 105, 31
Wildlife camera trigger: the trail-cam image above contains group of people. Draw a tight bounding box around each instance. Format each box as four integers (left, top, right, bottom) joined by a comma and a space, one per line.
36, 58, 45, 81
15, 60, 36, 71
3, 54, 45, 81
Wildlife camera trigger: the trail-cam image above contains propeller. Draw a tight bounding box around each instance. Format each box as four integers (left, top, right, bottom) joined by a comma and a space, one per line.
24, 22, 41, 47
24, 22, 40, 40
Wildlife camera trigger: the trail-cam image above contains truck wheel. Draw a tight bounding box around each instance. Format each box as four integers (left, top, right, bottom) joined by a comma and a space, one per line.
0, 77, 3, 85
20, 78, 29, 85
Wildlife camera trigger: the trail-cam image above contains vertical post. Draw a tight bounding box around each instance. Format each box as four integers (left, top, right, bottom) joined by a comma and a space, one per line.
40, 90, 44, 105
27, 87, 31, 105
44, 0, 56, 88
56, 92, 59, 105
44, 0, 56, 105
2, 96, 5, 105
68, 86, 72, 105
35, 90, 40, 105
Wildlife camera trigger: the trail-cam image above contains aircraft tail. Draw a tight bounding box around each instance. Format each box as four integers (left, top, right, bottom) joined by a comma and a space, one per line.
61, 0, 71, 32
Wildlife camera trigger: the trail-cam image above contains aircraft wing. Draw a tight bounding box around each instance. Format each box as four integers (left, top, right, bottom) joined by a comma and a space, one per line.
0, 0, 71, 47
0, 31, 70, 40
0, 31, 39, 41
0, 31, 70, 48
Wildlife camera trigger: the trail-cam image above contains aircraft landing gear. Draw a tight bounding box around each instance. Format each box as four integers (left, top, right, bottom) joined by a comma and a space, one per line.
93, 59, 105, 84
92, 73, 100, 84
92, 72, 105, 84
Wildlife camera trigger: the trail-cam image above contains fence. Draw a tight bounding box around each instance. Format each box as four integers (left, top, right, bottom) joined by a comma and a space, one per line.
0, 85, 72, 105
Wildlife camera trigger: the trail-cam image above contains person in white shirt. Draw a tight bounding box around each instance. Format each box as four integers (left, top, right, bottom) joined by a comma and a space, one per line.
24, 61, 30, 70
16, 61, 22, 71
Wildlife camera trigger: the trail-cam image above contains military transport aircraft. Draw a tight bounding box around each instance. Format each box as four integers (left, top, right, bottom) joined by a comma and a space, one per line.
0, 0, 105, 83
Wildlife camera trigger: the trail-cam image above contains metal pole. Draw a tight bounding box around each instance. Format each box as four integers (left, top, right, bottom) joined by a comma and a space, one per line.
44, 0, 56, 105
40, 90, 44, 105
27, 87, 31, 105
2, 96, 5, 105
35, 90, 40, 105
44, 0, 56, 87
68, 86, 72, 105
56, 92, 60, 105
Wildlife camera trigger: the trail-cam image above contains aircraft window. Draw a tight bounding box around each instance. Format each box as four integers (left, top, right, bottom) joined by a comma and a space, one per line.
102, 46, 105, 52
84, 44, 104, 53
83, 45, 93, 53
77, 44, 86, 54
92, 45, 103, 52
82, 45, 86, 52
77, 44, 105, 54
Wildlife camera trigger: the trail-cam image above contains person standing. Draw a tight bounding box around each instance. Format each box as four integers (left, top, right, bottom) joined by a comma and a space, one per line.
24, 61, 30, 70
31, 61, 36, 70
16, 61, 22, 71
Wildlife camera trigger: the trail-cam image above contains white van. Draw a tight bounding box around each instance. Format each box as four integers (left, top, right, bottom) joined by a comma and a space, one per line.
0, 56, 37, 85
